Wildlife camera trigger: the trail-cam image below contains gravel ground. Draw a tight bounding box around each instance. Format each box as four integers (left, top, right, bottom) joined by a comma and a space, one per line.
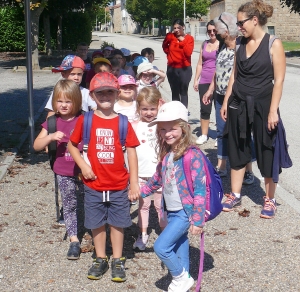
1, 33, 300, 291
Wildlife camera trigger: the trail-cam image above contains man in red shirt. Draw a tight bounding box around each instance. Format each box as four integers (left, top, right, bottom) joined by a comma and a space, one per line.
68, 72, 140, 282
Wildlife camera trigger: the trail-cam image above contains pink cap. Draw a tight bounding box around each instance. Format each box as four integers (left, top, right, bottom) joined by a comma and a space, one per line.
118, 75, 137, 86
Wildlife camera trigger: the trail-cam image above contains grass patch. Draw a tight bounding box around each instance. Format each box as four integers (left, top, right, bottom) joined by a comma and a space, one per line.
282, 42, 300, 52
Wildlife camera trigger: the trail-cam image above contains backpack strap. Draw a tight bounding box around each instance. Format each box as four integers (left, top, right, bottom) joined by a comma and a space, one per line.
118, 113, 128, 152
83, 111, 94, 152
183, 148, 194, 197
47, 114, 57, 170
195, 232, 205, 292
269, 35, 278, 64
82, 112, 128, 153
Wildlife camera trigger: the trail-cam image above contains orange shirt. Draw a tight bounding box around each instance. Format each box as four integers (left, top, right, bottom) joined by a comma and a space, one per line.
162, 33, 194, 68
70, 115, 140, 191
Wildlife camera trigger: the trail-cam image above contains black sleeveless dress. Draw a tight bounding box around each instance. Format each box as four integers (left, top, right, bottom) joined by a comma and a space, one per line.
226, 33, 277, 177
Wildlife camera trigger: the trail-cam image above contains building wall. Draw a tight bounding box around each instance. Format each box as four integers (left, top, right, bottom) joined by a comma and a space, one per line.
210, 0, 300, 41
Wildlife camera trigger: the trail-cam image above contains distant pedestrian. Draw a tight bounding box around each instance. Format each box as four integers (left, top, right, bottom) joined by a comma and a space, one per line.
193, 20, 219, 145
220, 0, 287, 219
68, 72, 140, 282
162, 19, 194, 107
34, 80, 84, 260
141, 101, 206, 292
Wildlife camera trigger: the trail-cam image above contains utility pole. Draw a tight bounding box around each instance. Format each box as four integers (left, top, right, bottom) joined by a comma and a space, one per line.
184, 0, 186, 24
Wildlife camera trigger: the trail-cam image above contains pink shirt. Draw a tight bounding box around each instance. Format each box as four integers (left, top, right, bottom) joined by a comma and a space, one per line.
199, 41, 217, 85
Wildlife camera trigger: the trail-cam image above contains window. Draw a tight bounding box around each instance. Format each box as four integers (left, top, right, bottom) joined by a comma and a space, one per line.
268, 26, 275, 35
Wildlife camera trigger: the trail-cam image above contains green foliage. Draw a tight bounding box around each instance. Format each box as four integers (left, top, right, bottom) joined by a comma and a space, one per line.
100, 41, 115, 50
280, 0, 300, 14
0, 7, 26, 52
282, 41, 300, 51
61, 11, 93, 50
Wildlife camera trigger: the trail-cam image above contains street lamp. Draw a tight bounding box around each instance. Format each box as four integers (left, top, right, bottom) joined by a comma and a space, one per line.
151, 18, 155, 36
104, 6, 106, 30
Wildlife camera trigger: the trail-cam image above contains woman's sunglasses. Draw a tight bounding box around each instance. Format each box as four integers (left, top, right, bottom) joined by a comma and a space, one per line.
207, 29, 216, 34
236, 16, 253, 27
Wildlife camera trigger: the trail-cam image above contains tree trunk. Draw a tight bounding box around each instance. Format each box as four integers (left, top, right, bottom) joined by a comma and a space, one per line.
57, 16, 62, 51
43, 13, 52, 56
30, 5, 45, 70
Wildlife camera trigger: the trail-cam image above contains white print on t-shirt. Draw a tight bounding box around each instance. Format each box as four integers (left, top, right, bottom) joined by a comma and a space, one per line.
96, 128, 115, 164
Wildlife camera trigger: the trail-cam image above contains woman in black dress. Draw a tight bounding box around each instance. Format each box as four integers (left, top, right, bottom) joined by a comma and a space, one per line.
220, 0, 286, 219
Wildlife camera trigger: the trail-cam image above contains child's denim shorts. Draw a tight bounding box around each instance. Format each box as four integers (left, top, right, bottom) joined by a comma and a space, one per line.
84, 185, 132, 230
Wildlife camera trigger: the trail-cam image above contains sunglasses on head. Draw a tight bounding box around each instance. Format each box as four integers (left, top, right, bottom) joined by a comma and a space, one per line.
218, 14, 228, 30
236, 16, 253, 27
207, 29, 216, 34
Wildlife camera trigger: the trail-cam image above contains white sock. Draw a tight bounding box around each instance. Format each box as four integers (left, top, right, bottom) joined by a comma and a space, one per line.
201, 135, 207, 139
233, 192, 241, 199
141, 232, 147, 237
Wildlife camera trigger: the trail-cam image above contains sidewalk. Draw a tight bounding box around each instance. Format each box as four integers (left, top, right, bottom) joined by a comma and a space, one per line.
0, 33, 300, 291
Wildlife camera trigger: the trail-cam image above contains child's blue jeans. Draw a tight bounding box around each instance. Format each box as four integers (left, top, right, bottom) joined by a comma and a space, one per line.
154, 209, 190, 277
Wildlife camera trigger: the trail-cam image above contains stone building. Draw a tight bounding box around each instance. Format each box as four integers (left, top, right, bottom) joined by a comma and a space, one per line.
108, 0, 138, 34
210, 0, 300, 41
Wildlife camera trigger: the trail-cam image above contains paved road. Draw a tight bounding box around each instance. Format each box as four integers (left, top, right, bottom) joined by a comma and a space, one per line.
92, 31, 300, 205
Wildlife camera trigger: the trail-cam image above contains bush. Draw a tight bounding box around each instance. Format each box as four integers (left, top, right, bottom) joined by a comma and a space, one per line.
0, 7, 26, 52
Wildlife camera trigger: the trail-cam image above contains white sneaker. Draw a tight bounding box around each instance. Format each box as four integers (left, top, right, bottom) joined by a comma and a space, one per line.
196, 135, 208, 145
133, 233, 149, 251
168, 271, 194, 292
214, 139, 218, 147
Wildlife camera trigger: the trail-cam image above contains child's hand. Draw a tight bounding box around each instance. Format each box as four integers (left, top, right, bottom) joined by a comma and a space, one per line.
51, 131, 65, 141
189, 225, 203, 235
128, 182, 140, 201
81, 164, 97, 180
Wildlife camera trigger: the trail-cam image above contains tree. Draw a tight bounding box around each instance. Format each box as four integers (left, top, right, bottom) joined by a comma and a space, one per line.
280, 0, 300, 14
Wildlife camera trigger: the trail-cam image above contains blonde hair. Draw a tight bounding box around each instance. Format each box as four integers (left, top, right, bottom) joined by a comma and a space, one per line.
52, 79, 82, 115
156, 119, 195, 162
238, 0, 273, 26
136, 87, 162, 113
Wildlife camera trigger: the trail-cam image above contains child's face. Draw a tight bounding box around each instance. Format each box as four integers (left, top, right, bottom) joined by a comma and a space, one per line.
119, 84, 137, 102
94, 63, 111, 74
103, 49, 111, 58
76, 45, 88, 60
91, 89, 118, 111
158, 121, 183, 150
145, 53, 154, 63
61, 68, 83, 85
55, 95, 74, 119
139, 100, 158, 123
111, 66, 121, 77
140, 72, 155, 85
112, 54, 125, 67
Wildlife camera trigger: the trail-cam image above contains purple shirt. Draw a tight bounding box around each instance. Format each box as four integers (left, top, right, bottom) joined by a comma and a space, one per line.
199, 41, 217, 84
42, 116, 83, 176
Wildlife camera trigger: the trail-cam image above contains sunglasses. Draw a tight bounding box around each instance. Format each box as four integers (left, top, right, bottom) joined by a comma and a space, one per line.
219, 14, 228, 30
236, 16, 253, 27
207, 29, 216, 34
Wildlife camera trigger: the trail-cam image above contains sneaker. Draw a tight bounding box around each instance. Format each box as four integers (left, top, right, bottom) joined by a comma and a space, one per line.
222, 193, 241, 211
111, 257, 127, 282
260, 197, 276, 219
130, 200, 137, 205
214, 139, 218, 147
196, 135, 208, 145
133, 233, 149, 251
168, 271, 194, 292
87, 257, 109, 280
243, 171, 254, 185
67, 241, 81, 260
216, 166, 227, 177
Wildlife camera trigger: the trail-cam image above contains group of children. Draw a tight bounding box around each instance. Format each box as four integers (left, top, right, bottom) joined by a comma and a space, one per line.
33, 44, 206, 292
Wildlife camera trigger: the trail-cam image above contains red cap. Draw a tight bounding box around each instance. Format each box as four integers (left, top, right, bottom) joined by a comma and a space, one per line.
89, 72, 120, 92
52, 55, 85, 72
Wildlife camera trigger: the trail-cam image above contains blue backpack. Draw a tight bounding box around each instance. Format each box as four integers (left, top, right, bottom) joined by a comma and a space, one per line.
82, 111, 128, 156
182, 146, 224, 292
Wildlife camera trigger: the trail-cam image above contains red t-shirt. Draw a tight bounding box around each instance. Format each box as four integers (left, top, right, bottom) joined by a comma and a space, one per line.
70, 114, 140, 191
162, 33, 194, 68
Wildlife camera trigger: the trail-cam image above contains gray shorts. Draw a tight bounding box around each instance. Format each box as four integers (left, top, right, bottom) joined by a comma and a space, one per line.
84, 186, 132, 230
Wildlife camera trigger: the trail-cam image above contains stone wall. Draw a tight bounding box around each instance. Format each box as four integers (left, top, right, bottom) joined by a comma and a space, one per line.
210, 0, 300, 41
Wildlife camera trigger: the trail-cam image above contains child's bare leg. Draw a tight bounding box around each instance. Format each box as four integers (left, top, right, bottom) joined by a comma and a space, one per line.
110, 226, 124, 258
92, 225, 106, 258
